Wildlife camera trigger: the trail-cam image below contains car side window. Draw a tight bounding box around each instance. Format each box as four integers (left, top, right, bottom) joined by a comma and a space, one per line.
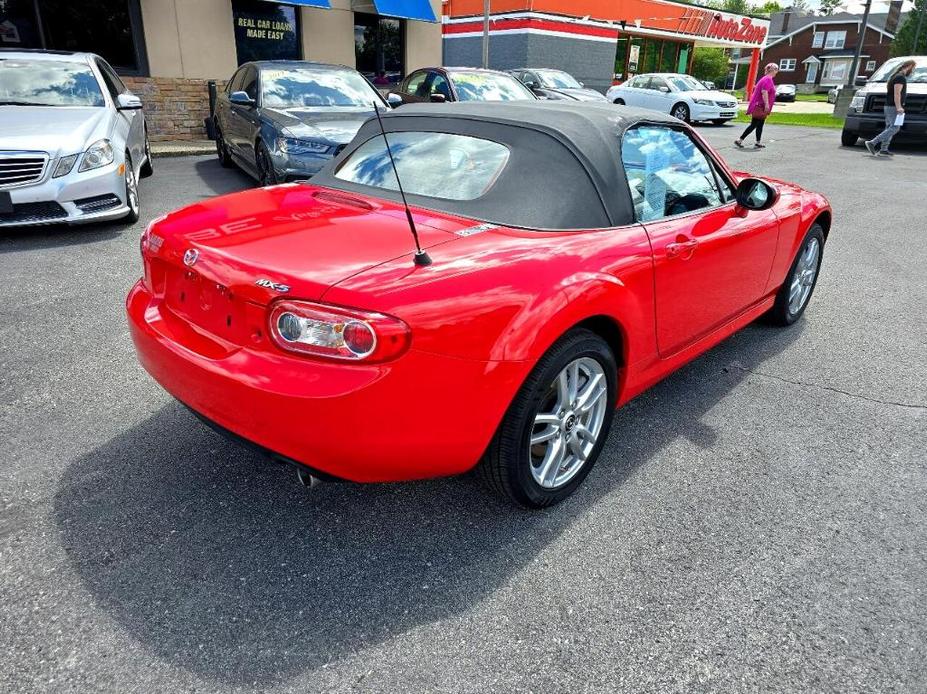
241, 67, 258, 101
651, 77, 668, 92
96, 59, 125, 99
228, 68, 245, 94
430, 73, 452, 100
620, 126, 725, 222
405, 71, 429, 96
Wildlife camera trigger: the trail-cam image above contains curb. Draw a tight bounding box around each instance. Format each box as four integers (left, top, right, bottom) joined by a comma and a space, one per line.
150, 142, 216, 158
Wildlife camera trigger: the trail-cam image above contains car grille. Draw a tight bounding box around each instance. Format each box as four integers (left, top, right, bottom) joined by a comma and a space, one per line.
0, 201, 68, 224
0, 152, 48, 188
866, 93, 926, 114
715, 100, 737, 108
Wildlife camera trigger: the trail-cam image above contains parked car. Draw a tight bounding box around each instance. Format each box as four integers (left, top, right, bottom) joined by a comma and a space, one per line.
388, 67, 538, 106
508, 68, 608, 101
213, 61, 388, 185
775, 84, 797, 102
0, 49, 151, 228
700, 79, 717, 90
828, 85, 842, 104
842, 56, 927, 147
128, 101, 831, 508
606, 73, 739, 124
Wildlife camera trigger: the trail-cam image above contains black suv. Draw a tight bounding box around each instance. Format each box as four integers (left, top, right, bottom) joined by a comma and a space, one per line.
842, 56, 927, 147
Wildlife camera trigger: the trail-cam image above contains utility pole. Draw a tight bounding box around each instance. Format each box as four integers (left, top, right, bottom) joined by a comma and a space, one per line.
847, 0, 873, 87
482, 0, 490, 68
915, 0, 925, 53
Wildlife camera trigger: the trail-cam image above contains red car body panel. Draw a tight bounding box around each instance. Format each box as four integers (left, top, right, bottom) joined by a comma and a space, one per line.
128, 171, 830, 483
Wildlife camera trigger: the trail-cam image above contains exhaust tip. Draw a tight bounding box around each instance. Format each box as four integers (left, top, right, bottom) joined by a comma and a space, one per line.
296, 468, 323, 489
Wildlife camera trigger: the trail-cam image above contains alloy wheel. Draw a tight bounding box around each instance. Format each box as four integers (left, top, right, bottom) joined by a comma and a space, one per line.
125, 163, 139, 215
528, 357, 609, 489
788, 236, 820, 316
673, 104, 689, 121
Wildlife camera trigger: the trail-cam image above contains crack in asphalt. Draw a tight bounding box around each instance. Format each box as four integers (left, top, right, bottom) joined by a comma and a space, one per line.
727, 363, 927, 411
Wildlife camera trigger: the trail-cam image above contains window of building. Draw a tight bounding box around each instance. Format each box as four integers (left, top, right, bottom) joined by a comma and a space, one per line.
231, 0, 300, 65
824, 30, 846, 49
780, 58, 797, 72
822, 58, 850, 82
0, 0, 148, 74
865, 60, 877, 72
812, 31, 825, 48
354, 13, 404, 86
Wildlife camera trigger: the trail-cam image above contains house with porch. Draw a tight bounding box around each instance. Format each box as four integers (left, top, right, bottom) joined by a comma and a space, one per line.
761, 3, 908, 92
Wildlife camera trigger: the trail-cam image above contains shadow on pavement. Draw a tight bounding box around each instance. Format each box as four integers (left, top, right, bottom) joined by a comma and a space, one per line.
0, 221, 126, 252
53, 320, 802, 685
194, 158, 255, 197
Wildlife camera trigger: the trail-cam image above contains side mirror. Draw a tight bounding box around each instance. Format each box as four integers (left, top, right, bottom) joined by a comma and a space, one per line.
386, 92, 403, 107
429, 93, 447, 103
659, 86, 670, 93
230, 90, 255, 107
526, 80, 540, 90
579, 81, 585, 88
735, 178, 778, 212
854, 75, 868, 87
116, 93, 143, 110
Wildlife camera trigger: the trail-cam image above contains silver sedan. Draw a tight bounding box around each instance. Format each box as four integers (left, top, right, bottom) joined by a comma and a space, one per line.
0, 50, 151, 228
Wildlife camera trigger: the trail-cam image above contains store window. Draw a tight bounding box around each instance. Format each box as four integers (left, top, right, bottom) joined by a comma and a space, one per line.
232, 0, 300, 65
0, 0, 147, 74
354, 13, 404, 86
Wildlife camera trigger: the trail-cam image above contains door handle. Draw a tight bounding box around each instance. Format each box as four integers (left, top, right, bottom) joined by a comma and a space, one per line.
666, 238, 698, 259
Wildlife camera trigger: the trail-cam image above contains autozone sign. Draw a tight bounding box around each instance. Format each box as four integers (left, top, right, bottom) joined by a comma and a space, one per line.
678, 8, 769, 46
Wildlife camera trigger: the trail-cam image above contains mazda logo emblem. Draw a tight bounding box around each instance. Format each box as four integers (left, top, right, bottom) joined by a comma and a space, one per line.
183, 249, 199, 266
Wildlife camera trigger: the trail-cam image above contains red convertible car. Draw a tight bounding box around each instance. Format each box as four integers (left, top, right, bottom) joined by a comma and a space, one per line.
127, 102, 831, 508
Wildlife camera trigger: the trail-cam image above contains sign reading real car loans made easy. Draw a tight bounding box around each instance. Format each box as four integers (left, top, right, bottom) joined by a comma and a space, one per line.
232, 0, 299, 64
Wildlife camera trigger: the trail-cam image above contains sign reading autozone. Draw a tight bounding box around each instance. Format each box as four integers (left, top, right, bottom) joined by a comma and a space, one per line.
677, 8, 768, 45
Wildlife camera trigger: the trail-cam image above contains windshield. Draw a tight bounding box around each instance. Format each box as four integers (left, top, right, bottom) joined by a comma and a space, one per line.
535, 70, 582, 89
451, 71, 536, 101
0, 59, 104, 107
668, 75, 708, 92
868, 57, 927, 83
335, 132, 510, 201
261, 67, 384, 109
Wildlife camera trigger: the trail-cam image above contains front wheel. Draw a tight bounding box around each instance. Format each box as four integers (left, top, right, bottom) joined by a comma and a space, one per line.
121, 153, 140, 224
613, 98, 625, 105
479, 329, 617, 508
140, 129, 154, 178
840, 129, 859, 147
255, 142, 277, 187
767, 224, 824, 326
671, 102, 690, 122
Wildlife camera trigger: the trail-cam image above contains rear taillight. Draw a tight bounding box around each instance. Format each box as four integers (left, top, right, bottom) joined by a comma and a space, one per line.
268, 300, 411, 362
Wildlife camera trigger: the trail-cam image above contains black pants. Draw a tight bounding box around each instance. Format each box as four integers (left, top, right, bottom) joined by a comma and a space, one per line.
739, 117, 765, 142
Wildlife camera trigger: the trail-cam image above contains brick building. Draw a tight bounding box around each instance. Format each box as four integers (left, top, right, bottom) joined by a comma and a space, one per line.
0, 0, 441, 140
761, 3, 908, 92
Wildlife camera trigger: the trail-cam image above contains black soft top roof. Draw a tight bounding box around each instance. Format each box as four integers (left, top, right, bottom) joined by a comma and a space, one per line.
313, 101, 681, 230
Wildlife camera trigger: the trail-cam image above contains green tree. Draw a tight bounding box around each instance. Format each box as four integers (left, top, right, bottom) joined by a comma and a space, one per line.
757, 1, 783, 16
890, 0, 927, 57
790, 0, 809, 13
817, 0, 843, 16
691, 47, 729, 85
721, 0, 749, 14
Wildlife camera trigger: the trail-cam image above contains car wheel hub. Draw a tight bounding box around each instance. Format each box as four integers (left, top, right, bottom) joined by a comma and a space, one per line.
788, 237, 820, 315
529, 357, 608, 489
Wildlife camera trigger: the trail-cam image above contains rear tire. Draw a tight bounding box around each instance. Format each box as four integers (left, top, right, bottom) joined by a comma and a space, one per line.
671, 102, 690, 122
840, 129, 859, 147
478, 329, 617, 508
216, 126, 234, 168
767, 224, 825, 326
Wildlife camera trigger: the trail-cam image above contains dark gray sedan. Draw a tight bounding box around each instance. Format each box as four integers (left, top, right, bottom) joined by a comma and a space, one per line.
214, 61, 389, 185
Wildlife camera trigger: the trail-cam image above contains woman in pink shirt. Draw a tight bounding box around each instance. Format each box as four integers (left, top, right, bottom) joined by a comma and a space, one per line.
736, 63, 779, 149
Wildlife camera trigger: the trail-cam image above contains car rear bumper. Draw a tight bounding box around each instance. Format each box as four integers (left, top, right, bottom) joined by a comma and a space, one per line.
0, 160, 129, 228
844, 113, 927, 140
126, 280, 527, 483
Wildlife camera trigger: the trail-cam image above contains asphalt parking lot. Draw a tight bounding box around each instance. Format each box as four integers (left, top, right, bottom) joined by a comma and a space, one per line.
2, 125, 925, 693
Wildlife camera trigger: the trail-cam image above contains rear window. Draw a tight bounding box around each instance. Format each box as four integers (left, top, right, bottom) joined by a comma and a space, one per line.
335, 132, 510, 201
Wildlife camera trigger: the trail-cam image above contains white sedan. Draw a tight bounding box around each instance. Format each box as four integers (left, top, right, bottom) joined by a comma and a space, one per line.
606, 73, 740, 124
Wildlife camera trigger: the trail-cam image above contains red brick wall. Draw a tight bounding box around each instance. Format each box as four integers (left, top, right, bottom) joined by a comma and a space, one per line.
121, 77, 224, 142
762, 24, 893, 90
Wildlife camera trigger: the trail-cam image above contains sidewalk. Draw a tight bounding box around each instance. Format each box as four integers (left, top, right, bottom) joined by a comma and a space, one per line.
150, 140, 215, 158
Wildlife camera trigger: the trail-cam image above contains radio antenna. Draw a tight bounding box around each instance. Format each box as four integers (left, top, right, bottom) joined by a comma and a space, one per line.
372, 101, 432, 267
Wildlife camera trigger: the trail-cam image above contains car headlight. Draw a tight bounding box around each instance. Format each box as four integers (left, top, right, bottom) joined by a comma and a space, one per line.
78, 139, 115, 172
53, 154, 79, 178
692, 99, 714, 106
849, 95, 865, 111
277, 137, 330, 155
